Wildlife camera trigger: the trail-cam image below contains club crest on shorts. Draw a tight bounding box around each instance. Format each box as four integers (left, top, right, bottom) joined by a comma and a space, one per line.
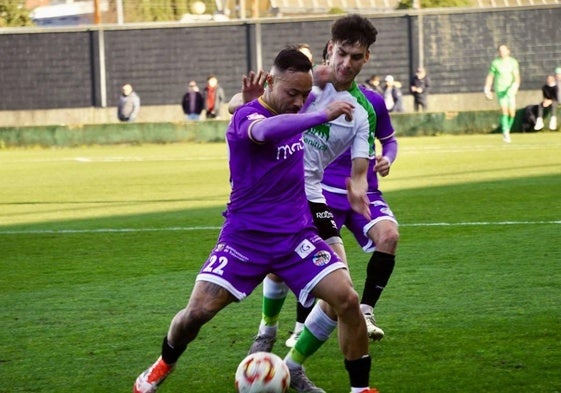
312, 250, 331, 266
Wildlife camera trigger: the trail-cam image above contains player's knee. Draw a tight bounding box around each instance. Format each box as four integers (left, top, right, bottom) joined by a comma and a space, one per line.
379, 228, 399, 250
332, 287, 360, 318
370, 225, 399, 251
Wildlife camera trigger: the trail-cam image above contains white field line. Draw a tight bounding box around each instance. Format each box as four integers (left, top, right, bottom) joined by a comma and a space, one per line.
0, 156, 227, 164
0, 220, 559, 235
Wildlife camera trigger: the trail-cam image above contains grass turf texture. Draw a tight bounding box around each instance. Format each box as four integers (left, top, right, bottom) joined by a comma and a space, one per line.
1, 133, 560, 392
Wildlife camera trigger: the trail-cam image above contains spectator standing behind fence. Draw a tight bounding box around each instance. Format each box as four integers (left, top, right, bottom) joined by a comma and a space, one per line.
534, 75, 558, 131
364, 75, 384, 95
410, 67, 430, 112
182, 80, 204, 121
117, 83, 140, 122
203, 74, 225, 119
484, 44, 520, 143
383, 75, 403, 113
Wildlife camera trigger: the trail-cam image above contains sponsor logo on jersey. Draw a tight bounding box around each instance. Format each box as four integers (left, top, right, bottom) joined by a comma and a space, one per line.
277, 137, 305, 160
306, 123, 331, 141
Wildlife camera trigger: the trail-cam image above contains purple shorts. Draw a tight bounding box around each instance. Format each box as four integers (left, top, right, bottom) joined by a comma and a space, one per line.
196, 227, 346, 307
324, 190, 398, 252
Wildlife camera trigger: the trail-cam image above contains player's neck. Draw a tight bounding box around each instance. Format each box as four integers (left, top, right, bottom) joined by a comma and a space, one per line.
334, 81, 353, 92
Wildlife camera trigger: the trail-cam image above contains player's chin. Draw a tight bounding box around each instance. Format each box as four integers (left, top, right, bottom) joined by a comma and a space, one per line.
336, 70, 354, 83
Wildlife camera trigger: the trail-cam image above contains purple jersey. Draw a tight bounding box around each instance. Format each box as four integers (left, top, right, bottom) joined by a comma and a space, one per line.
197, 98, 346, 304
322, 88, 395, 193
222, 98, 314, 236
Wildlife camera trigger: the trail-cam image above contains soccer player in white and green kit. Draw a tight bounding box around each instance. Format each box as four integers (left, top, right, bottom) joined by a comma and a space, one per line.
484, 44, 521, 143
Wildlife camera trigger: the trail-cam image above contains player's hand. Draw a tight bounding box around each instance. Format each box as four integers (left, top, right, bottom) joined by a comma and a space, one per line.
345, 177, 371, 221
484, 90, 493, 100
313, 65, 334, 89
374, 155, 391, 177
242, 70, 268, 103
324, 101, 354, 122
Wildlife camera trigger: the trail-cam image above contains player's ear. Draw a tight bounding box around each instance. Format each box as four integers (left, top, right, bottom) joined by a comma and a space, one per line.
364, 49, 370, 63
266, 74, 274, 90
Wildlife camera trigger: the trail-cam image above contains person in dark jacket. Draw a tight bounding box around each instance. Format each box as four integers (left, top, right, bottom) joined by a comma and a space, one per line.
410, 67, 431, 112
534, 74, 558, 131
182, 81, 204, 121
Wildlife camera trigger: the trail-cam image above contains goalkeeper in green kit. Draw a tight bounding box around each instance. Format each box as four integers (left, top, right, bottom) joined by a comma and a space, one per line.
484, 44, 521, 143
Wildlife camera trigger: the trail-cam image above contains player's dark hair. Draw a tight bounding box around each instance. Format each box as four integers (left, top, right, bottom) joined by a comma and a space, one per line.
331, 14, 377, 49
273, 48, 313, 73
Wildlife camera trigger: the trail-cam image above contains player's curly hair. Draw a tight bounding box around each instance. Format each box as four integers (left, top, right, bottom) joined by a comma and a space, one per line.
331, 14, 378, 49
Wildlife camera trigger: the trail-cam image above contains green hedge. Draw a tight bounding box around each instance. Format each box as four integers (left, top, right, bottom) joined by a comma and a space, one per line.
0, 108, 557, 147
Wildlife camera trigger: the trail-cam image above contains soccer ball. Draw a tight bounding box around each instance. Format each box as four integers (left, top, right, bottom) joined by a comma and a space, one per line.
235, 352, 291, 393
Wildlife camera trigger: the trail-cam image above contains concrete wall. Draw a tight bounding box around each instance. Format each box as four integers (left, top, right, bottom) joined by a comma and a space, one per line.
0, 90, 545, 127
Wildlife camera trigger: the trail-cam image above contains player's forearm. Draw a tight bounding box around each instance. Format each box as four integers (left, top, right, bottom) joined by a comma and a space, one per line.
349, 157, 369, 188
250, 111, 328, 143
380, 136, 398, 164
484, 74, 493, 93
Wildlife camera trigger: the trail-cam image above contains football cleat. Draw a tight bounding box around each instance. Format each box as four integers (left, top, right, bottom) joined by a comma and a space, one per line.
363, 313, 384, 341
285, 330, 303, 348
248, 334, 276, 354
133, 356, 174, 393
289, 367, 326, 393
356, 388, 380, 393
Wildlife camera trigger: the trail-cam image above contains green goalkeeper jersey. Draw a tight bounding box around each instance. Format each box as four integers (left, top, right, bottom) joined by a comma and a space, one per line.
489, 56, 519, 94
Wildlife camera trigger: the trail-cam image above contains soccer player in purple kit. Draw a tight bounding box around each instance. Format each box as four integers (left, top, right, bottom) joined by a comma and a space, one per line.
231, 15, 382, 393
132, 48, 378, 393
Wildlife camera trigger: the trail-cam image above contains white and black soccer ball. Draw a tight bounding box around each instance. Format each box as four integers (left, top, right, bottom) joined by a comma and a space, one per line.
235, 352, 290, 393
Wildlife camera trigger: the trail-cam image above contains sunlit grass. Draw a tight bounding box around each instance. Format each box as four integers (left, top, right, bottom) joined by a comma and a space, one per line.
1, 133, 560, 392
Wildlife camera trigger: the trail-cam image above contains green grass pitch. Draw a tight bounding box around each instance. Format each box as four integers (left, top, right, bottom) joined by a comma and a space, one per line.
1, 133, 560, 392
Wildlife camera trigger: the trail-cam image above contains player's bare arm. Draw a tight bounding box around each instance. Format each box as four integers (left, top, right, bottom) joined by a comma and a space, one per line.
346, 157, 370, 220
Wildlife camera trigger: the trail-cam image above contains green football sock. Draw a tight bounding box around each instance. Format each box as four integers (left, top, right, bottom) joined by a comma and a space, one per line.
500, 114, 510, 133
287, 303, 337, 366
288, 326, 325, 365
257, 277, 288, 336
508, 115, 515, 129
261, 296, 286, 326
